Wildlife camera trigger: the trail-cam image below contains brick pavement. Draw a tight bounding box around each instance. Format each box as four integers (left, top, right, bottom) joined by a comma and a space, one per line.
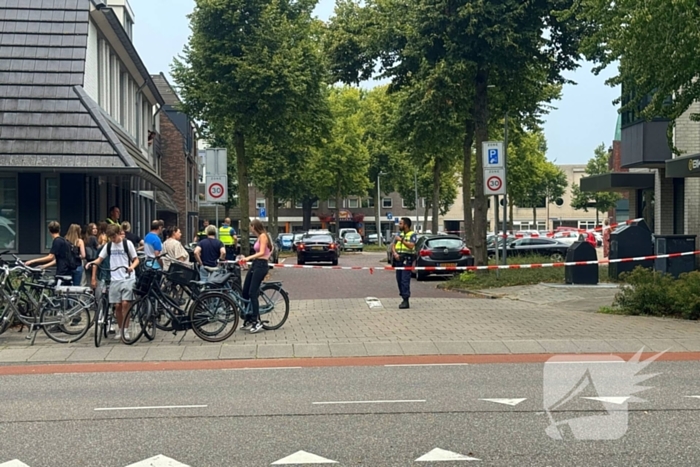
2, 253, 699, 363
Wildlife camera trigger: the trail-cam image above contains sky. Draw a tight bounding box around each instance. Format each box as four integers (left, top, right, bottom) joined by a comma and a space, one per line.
131, 0, 620, 165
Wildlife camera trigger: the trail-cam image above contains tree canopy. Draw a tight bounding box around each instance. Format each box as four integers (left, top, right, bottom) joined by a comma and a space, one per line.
570, 143, 620, 220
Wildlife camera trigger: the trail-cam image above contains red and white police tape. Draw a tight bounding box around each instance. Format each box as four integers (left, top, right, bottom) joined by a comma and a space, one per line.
441, 217, 645, 238
229, 249, 697, 273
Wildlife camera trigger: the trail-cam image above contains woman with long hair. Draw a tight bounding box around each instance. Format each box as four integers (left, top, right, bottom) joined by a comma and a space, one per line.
65, 223, 86, 286
97, 222, 109, 247
240, 219, 271, 334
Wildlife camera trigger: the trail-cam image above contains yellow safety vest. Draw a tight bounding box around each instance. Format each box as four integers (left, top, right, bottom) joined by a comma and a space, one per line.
106, 218, 119, 225
395, 230, 416, 254
219, 226, 234, 246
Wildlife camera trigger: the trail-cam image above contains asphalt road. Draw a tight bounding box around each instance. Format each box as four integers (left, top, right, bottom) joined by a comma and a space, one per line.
1, 360, 700, 466
275, 252, 468, 300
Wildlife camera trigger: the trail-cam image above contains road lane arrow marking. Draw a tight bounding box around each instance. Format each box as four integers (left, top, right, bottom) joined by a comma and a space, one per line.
582, 396, 630, 405
0, 461, 30, 467
685, 396, 700, 399
125, 455, 190, 466
479, 398, 526, 406
416, 448, 480, 461
271, 451, 338, 464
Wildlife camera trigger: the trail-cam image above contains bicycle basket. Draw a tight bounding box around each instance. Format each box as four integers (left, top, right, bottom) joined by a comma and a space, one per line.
167, 262, 197, 286
133, 267, 157, 296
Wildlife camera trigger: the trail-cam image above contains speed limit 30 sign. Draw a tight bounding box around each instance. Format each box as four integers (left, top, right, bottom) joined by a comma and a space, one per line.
484, 168, 506, 195
206, 175, 228, 203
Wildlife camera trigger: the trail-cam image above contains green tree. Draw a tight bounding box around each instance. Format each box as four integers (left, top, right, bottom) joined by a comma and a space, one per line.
508, 131, 567, 226
568, 0, 700, 127
326, 0, 584, 264
172, 0, 327, 253
309, 86, 371, 232
570, 143, 620, 223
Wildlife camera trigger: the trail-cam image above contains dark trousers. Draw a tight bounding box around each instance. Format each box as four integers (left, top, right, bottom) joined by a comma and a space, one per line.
225, 245, 236, 261
242, 259, 268, 322
394, 255, 413, 299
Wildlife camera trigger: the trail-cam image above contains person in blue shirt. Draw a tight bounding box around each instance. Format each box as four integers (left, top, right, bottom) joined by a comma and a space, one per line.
143, 220, 163, 269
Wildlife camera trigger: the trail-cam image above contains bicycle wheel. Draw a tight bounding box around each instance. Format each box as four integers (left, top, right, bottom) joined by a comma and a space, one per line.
41, 296, 91, 344
94, 296, 108, 348
189, 292, 239, 343
260, 284, 290, 330
154, 298, 175, 332
142, 297, 156, 341
121, 296, 149, 345
0, 301, 12, 336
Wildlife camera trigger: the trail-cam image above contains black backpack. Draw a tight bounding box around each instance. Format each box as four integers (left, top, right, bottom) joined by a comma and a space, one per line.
63, 238, 81, 271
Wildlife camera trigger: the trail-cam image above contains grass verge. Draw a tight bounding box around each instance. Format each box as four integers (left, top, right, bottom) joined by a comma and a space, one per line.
363, 244, 388, 252
442, 255, 610, 290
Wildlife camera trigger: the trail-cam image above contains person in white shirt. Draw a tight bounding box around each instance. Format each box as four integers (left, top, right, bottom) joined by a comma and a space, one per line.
162, 226, 191, 271
87, 224, 139, 339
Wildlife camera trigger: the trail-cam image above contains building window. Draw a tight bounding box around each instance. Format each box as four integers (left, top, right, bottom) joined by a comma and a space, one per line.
348, 198, 359, 209
578, 221, 596, 230
382, 197, 392, 208
43, 177, 59, 251
124, 12, 134, 40
401, 198, 408, 208
0, 177, 17, 251
256, 198, 266, 209
295, 200, 319, 209
327, 199, 336, 209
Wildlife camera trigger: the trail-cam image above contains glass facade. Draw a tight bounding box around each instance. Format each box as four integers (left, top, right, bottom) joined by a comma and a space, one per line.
0, 177, 16, 250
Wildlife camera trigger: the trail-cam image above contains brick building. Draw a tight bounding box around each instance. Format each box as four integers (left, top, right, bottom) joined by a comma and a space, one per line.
152, 73, 199, 241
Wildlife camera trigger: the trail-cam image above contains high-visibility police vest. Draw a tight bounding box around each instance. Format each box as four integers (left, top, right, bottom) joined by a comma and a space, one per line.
395, 230, 416, 255
106, 218, 119, 225
219, 226, 234, 246
197, 230, 208, 242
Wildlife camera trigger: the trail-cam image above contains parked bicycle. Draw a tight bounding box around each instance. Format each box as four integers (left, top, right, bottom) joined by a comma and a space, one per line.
123, 254, 240, 345
0, 254, 93, 345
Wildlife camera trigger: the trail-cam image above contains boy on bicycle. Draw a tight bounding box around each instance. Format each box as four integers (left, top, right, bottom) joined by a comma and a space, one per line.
87, 224, 139, 339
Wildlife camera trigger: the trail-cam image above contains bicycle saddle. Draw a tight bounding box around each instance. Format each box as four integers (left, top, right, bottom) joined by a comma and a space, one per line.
56, 275, 73, 283
206, 272, 231, 286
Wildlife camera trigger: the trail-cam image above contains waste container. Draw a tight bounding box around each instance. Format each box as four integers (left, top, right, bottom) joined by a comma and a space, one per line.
654, 234, 697, 278
565, 241, 598, 284
608, 219, 653, 280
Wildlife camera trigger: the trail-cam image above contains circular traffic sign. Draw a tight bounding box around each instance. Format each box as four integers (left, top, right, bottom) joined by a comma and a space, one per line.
487, 175, 502, 191
208, 182, 225, 199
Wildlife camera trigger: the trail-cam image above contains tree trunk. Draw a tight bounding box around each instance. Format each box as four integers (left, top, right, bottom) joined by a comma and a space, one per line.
424, 200, 430, 231
266, 186, 278, 239
462, 116, 474, 247
234, 130, 250, 256
532, 205, 537, 227
472, 66, 489, 265
431, 158, 440, 234
302, 198, 313, 231
509, 201, 514, 232
335, 183, 342, 235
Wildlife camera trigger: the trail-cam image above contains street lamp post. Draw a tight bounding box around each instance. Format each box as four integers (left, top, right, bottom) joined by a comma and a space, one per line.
414, 171, 419, 231
377, 171, 387, 246
502, 111, 508, 265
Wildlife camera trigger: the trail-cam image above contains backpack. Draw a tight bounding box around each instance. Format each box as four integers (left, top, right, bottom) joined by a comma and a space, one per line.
106, 239, 135, 265
63, 238, 81, 271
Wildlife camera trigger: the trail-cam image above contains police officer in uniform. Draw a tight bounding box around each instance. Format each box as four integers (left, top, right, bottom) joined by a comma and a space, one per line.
194, 219, 210, 243
219, 217, 237, 260
391, 217, 417, 309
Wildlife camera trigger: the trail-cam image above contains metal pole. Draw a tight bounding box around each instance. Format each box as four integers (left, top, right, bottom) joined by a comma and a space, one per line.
215, 204, 219, 239
377, 173, 383, 246
502, 111, 508, 265
414, 171, 419, 231
494, 195, 499, 277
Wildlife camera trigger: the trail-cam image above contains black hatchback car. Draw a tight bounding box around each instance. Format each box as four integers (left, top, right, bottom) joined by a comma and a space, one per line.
296, 234, 340, 265
414, 235, 474, 281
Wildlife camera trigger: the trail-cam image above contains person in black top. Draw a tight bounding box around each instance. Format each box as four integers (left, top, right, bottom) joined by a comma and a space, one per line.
194, 225, 226, 281
121, 221, 144, 251
26, 221, 74, 282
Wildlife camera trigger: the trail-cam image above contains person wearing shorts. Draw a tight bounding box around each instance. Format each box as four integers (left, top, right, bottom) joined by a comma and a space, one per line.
87, 224, 139, 340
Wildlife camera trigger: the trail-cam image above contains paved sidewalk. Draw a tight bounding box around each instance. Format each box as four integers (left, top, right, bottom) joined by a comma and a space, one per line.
1, 294, 700, 363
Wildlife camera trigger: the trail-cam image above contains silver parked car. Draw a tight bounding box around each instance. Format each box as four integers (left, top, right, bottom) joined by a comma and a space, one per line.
341, 232, 363, 252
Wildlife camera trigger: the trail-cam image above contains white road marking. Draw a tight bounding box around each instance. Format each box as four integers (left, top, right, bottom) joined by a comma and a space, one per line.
280, 258, 286, 264
94, 405, 207, 412
271, 450, 338, 464
312, 399, 426, 405
479, 398, 527, 406
0, 461, 30, 467
365, 297, 383, 309
581, 396, 630, 405
384, 363, 469, 367
415, 448, 481, 462
685, 396, 700, 399
125, 455, 190, 467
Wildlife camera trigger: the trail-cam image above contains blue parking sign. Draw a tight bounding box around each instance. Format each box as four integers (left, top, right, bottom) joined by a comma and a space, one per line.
259, 207, 266, 218
488, 148, 499, 165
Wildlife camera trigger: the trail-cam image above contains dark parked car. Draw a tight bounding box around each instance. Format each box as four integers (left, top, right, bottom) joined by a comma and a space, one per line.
249, 235, 280, 264
489, 237, 569, 261
413, 235, 474, 281
297, 234, 340, 265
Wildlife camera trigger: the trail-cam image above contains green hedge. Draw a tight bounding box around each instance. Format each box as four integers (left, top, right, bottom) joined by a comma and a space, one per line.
607, 266, 700, 320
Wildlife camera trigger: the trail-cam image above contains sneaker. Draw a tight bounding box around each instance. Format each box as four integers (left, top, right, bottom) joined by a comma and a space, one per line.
240, 321, 253, 331
122, 329, 130, 341
249, 321, 264, 334
108, 323, 116, 334
112, 328, 121, 339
